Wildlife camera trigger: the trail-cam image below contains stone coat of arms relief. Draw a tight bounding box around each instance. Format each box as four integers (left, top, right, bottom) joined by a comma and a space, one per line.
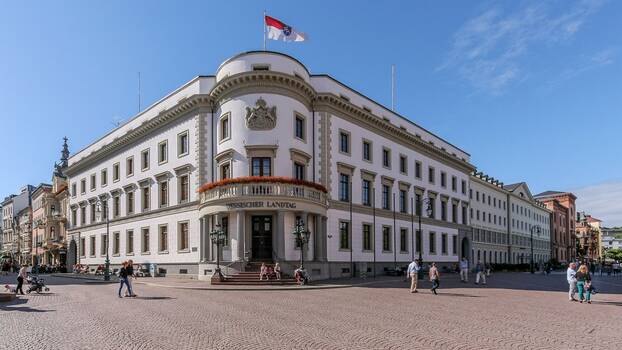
245, 98, 277, 130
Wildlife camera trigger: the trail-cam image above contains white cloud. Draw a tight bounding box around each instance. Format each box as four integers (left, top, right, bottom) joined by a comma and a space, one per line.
439, 0, 606, 94
540, 47, 616, 92
573, 180, 622, 227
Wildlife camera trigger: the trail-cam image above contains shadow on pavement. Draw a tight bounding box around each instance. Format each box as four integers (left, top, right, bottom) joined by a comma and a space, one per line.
131, 296, 175, 300
0, 297, 55, 313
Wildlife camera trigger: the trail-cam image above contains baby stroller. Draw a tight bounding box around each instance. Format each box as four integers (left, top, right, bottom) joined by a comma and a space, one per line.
26, 276, 50, 294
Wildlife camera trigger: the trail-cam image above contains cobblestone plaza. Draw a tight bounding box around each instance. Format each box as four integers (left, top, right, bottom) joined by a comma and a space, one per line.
1, 273, 621, 350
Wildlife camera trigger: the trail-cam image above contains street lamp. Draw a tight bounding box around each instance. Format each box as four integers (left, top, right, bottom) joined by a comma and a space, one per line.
292, 218, 311, 269
95, 198, 110, 281
209, 222, 227, 281
417, 198, 433, 280
530, 225, 541, 274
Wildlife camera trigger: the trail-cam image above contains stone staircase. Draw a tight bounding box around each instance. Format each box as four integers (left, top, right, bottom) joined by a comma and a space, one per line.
212, 262, 298, 286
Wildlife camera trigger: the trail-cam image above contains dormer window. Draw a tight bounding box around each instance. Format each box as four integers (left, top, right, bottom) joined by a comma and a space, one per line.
252, 64, 270, 71
339, 94, 350, 102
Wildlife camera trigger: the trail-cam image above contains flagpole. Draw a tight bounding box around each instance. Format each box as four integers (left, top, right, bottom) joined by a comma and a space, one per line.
263, 10, 267, 51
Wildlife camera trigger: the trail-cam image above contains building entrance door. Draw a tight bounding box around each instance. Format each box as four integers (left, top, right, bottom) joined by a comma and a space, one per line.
251, 216, 273, 261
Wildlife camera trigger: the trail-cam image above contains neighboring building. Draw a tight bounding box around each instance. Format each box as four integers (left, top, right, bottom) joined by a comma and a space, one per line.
15, 206, 32, 264
2, 196, 16, 258
469, 172, 509, 265
534, 191, 577, 264
31, 184, 53, 265
602, 227, 622, 252
576, 212, 602, 262
1, 186, 34, 260
65, 51, 475, 280
505, 183, 551, 265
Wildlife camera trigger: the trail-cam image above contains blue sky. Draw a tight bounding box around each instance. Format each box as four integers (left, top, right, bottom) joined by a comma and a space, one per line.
1, 1, 621, 225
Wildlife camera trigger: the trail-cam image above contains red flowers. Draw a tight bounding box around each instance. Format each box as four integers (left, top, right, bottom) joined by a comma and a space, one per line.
198, 176, 327, 193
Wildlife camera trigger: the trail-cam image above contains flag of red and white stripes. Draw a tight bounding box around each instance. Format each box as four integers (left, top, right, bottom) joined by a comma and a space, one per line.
265, 15, 307, 42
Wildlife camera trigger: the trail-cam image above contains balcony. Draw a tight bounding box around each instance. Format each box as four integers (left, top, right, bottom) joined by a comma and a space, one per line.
199, 177, 328, 214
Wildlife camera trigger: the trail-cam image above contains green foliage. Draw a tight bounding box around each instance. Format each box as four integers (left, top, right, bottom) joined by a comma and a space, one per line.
613, 233, 622, 239
605, 248, 622, 261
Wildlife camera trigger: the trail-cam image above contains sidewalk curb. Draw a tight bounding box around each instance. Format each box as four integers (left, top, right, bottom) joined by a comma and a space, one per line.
135, 277, 402, 292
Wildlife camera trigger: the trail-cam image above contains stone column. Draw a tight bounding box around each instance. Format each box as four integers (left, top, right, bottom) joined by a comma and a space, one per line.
276, 211, 285, 260
236, 211, 245, 262
314, 215, 328, 262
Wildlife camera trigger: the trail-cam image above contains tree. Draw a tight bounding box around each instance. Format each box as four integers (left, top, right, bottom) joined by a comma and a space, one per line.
605, 248, 622, 262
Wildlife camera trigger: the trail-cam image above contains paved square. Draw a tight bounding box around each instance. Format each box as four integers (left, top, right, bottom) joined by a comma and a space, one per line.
1, 272, 621, 350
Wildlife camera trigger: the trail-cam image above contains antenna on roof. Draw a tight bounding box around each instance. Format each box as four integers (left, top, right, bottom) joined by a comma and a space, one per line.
391, 64, 396, 111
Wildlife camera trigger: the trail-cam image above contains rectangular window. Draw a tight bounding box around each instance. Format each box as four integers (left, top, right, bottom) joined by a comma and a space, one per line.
90, 203, 96, 223
429, 232, 436, 253
142, 186, 150, 211
295, 115, 305, 140
441, 200, 447, 221
339, 174, 350, 202
429, 197, 436, 219
462, 180, 466, 194
452, 203, 458, 223
179, 222, 189, 251
101, 234, 108, 256
141, 227, 150, 253
362, 140, 371, 161
339, 221, 350, 250
158, 141, 168, 164
399, 155, 407, 174
415, 161, 422, 179
90, 174, 96, 190
71, 208, 77, 226
126, 230, 134, 254
113, 232, 120, 255
159, 181, 168, 208
441, 172, 447, 188
416, 230, 422, 253
441, 233, 448, 254
221, 217, 229, 246
71, 183, 77, 197
113, 163, 120, 182
382, 185, 390, 210
361, 179, 371, 206
80, 237, 86, 257
141, 149, 150, 171
428, 167, 435, 184
220, 115, 230, 141
400, 228, 408, 252
451, 176, 457, 192
399, 189, 407, 213
382, 226, 391, 251
126, 156, 134, 177
90, 236, 96, 256
294, 163, 305, 180
221, 163, 230, 180
362, 224, 372, 251
382, 148, 391, 168
178, 131, 189, 156
101, 169, 108, 187
462, 206, 468, 225
80, 179, 86, 194
111, 196, 118, 218
179, 175, 189, 203
80, 206, 86, 225
415, 193, 422, 216
452, 235, 457, 255
339, 131, 350, 154
126, 191, 134, 215
251, 157, 271, 176
159, 225, 168, 252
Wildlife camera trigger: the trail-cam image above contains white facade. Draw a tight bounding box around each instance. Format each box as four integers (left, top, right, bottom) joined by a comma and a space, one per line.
66, 51, 475, 279
506, 183, 551, 265
469, 173, 509, 265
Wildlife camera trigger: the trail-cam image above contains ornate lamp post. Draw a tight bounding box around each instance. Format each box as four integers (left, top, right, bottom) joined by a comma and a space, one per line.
292, 218, 311, 269
210, 222, 227, 281
417, 198, 433, 280
530, 225, 541, 274
95, 199, 110, 281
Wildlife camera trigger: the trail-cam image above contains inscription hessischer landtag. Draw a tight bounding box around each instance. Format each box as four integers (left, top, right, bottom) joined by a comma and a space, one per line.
226, 201, 297, 210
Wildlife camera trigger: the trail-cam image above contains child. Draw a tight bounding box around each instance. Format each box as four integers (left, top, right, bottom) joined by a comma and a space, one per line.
4, 284, 17, 293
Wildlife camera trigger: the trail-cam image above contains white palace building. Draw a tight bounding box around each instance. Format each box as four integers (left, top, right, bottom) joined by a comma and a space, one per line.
65, 51, 547, 280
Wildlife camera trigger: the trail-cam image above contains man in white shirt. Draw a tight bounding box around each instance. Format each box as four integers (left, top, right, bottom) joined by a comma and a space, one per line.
459, 258, 469, 283
407, 260, 421, 293
567, 262, 577, 301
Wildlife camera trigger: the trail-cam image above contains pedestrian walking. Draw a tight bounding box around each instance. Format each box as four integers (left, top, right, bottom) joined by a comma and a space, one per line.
575, 264, 592, 304
459, 257, 469, 283
125, 259, 137, 297
118, 261, 133, 298
429, 262, 440, 295
407, 259, 421, 293
475, 261, 486, 285
15, 264, 27, 295
567, 262, 577, 302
